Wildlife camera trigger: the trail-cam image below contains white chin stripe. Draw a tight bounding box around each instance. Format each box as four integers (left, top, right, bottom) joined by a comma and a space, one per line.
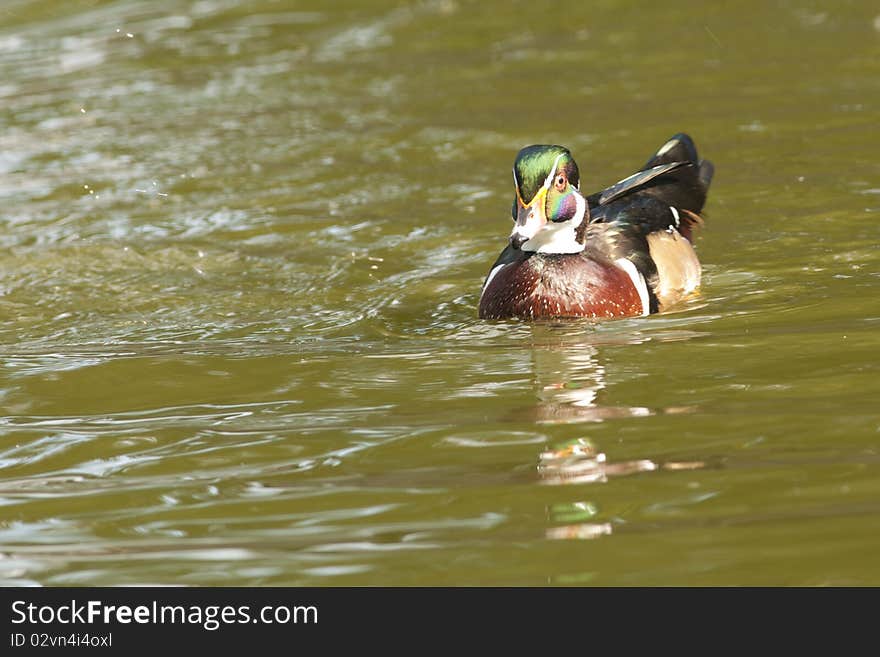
510, 210, 545, 243
520, 192, 587, 255
614, 258, 650, 316
522, 219, 582, 254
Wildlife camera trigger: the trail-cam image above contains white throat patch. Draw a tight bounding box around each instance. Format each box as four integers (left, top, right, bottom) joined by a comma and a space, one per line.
520, 191, 587, 254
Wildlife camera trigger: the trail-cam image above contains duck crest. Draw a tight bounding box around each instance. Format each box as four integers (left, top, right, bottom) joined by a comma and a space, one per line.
513, 145, 580, 205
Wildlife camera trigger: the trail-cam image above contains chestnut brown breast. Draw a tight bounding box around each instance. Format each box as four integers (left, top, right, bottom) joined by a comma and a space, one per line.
478, 253, 644, 319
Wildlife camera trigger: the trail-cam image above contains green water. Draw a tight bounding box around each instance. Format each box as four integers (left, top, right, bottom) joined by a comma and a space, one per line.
1, 0, 878, 586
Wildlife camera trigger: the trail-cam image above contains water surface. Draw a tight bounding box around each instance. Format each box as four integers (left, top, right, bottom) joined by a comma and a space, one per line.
1, 0, 879, 585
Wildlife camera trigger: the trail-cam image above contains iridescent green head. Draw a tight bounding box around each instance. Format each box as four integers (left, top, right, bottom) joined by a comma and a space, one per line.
509, 145, 588, 254
512, 145, 580, 208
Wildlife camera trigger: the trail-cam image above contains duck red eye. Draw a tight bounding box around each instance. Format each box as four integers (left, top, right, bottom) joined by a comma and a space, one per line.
555, 175, 566, 191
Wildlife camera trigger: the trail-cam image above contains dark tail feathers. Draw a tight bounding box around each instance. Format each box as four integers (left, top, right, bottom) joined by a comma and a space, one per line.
640, 133, 713, 213
643, 133, 700, 169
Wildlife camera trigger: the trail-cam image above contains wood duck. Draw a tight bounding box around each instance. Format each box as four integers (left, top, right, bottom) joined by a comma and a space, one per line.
478, 133, 713, 320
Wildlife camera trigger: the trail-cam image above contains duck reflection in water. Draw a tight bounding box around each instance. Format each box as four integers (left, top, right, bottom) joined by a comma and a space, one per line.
525, 325, 704, 539
528, 325, 651, 425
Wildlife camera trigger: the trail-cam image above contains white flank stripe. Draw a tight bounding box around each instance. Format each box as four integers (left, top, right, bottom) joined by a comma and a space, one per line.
615, 258, 650, 316
670, 206, 680, 227
480, 264, 505, 299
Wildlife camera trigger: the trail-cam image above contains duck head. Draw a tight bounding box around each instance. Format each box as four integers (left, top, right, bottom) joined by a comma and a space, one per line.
510, 145, 589, 254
